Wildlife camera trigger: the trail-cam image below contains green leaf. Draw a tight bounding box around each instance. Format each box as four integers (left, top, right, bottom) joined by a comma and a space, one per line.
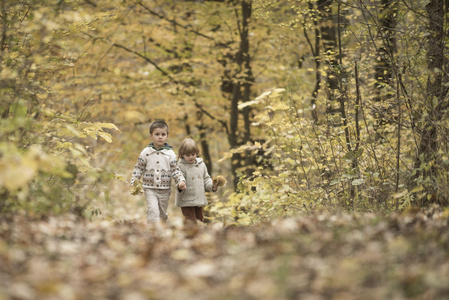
393, 190, 408, 199
352, 178, 364, 186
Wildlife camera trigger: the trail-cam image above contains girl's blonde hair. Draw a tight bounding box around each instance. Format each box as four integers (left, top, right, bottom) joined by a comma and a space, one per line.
178, 138, 200, 159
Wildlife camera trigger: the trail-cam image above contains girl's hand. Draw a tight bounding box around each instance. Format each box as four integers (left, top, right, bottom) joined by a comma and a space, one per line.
212, 175, 226, 191
178, 181, 186, 191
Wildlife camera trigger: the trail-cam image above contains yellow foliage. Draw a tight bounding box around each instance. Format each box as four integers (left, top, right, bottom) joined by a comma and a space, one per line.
0, 144, 70, 192
129, 180, 143, 196
212, 175, 227, 190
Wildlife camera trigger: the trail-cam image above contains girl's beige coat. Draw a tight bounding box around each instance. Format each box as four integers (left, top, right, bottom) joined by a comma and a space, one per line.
175, 158, 213, 207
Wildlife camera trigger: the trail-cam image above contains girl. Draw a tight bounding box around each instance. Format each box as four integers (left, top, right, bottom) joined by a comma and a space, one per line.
175, 138, 217, 224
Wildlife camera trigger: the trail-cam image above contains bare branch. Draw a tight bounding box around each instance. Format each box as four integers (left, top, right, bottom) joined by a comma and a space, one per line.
112, 43, 171, 78
136, 1, 219, 43
112, 43, 228, 132
192, 99, 229, 135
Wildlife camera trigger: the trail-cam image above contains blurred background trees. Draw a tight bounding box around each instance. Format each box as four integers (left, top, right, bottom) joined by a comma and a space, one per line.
0, 0, 120, 214
1, 0, 448, 224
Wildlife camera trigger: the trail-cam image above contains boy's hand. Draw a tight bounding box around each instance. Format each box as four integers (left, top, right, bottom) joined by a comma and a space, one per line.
178, 181, 186, 191
129, 180, 143, 195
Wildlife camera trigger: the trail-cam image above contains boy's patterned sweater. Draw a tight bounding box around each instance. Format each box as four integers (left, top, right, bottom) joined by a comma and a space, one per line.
131, 143, 185, 189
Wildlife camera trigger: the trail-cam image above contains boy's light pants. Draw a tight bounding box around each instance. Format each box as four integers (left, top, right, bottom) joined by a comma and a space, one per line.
144, 188, 170, 223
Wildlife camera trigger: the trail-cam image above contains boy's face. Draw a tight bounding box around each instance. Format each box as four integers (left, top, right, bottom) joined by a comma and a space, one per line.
150, 127, 168, 149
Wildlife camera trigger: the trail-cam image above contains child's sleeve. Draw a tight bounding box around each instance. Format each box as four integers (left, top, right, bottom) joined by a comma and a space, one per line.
130, 152, 145, 185
177, 163, 187, 194
170, 157, 185, 185
203, 166, 214, 192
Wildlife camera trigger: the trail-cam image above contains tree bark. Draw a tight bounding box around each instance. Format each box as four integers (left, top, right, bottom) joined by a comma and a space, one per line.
373, 0, 398, 128
414, 0, 449, 204
227, 0, 254, 190
318, 0, 340, 117
305, 1, 321, 123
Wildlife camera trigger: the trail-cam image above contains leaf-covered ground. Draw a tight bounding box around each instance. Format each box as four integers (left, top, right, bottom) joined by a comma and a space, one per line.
1, 207, 449, 300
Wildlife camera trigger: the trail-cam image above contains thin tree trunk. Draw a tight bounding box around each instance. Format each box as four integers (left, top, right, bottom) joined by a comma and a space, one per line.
318, 0, 340, 116
335, 1, 353, 203
197, 114, 213, 174
305, 1, 321, 123
373, 0, 398, 128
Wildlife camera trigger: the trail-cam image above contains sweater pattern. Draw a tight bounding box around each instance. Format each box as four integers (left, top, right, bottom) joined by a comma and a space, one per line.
131, 144, 184, 189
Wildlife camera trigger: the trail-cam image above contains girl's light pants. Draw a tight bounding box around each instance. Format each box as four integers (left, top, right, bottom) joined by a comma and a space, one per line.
144, 188, 170, 223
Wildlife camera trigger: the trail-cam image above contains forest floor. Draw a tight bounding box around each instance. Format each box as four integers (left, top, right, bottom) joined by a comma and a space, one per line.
1, 199, 449, 300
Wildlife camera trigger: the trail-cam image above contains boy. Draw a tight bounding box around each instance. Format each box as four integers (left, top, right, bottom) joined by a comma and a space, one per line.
130, 120, 186, 223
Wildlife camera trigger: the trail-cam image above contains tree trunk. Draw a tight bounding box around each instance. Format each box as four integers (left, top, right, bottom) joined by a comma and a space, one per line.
373, 0, 398, 129
197, 111, 213, 174
318, 0, 340, 117
227, 0, 254, 190
306, 1, 321, 123
414, 0, 449, 204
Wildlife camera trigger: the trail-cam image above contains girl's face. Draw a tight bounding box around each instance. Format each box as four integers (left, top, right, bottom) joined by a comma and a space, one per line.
183, 152, 197, 164
150, 128, 168, 149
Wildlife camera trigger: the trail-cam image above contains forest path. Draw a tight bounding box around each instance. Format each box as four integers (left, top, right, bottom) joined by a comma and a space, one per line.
1, 207, 449, 300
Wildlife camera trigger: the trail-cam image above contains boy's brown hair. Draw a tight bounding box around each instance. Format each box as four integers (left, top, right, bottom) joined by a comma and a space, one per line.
178, 138, 200, 159
149, 120, 169, 134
